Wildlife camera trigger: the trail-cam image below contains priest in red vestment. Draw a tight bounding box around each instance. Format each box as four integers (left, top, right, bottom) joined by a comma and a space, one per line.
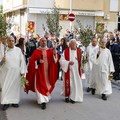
59, 39, 83, 103
26, 37, 59, 110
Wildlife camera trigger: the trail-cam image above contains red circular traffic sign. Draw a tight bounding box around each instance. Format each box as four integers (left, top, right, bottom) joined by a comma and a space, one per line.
68, 13, 75, 22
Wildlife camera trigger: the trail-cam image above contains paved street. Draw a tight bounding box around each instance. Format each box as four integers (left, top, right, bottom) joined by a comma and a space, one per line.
0, 104, 7, 120
0, 79, 120, 120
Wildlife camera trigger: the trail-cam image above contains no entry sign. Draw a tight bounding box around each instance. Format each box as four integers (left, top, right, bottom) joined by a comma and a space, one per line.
68, 13, 75, 22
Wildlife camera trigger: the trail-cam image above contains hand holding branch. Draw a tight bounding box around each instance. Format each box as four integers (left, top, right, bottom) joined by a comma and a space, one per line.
69, 61, 74, 65
2, 56, 6, 63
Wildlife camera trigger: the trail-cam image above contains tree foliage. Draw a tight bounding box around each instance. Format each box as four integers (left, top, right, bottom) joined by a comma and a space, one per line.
43, 5, 62, 38
0, 5, 13, 37
75, 20, 94, 47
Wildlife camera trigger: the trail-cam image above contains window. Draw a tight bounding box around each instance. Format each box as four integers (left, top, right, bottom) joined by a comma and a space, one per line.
110, 0, 118, 12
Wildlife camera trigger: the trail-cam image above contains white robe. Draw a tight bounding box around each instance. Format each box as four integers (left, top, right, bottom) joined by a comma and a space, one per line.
0, 46, 27, 104
0, 43, 5, 62
85, 44, 98, 88
60, 49, 83, 102
90, 47, 115, 95
0, 43, 5, 89
35, 81, 51, 104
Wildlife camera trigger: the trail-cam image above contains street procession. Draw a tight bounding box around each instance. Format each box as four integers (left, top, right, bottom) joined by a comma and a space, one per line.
0, 0, 120, 120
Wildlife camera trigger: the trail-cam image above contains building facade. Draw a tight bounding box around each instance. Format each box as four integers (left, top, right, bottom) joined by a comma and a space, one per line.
3, 0, 120, 37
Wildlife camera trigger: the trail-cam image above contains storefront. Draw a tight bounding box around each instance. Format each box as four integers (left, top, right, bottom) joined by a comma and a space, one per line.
28, 8, 104, 37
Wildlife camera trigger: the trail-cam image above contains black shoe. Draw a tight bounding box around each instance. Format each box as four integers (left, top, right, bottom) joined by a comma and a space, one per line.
12, 104, 19, 108
91, 88, 95, 95
65, 98, 69, 103
2, 104, 10, 111
70, 99, 75, 104
115, 77, 120, 80
101, 94, 107, 101
40, 103, 46, 110
87, 87, 91, 92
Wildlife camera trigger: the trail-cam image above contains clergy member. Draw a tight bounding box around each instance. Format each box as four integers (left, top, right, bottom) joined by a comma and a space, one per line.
26, 37, 59, 110
0, 37, 5, 91
85, 37, 98, 92
59, 39, 83, 103
0, 35, 27, 110
90, 38, 115, 100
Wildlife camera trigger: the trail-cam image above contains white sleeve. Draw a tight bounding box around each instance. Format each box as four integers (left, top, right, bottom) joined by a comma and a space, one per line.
20, 50, 27, 74
59, 53, 69, 73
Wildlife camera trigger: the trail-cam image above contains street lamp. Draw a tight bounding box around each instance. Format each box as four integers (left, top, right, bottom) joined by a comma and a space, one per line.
70, 0, 72, 32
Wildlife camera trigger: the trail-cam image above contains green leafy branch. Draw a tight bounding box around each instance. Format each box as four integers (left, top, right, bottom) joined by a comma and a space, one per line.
0, 5, 13, 37
75, 20, 94, 47
42, 4, 62, 38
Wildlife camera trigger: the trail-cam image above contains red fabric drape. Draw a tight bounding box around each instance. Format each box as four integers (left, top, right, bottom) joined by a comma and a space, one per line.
64, 48, 82, 97
25, 49, 59, 96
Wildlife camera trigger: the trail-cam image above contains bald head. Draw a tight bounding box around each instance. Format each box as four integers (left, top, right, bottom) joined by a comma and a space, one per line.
7, 36, 15, 48
69, 39, 77, 50
40, 37, 47, 48
100, 38, 107, 48
91, 37, 98, 47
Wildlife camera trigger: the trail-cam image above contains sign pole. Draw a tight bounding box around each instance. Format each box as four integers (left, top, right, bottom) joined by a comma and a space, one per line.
70, 0, 72, 32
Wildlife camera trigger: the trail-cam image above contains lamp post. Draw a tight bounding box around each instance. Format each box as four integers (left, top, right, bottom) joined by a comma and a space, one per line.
70, 0, 72, 32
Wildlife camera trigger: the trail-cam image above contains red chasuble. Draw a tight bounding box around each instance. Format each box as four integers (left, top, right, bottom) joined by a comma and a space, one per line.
64, 48, 82, 97
25, 48, 59, 96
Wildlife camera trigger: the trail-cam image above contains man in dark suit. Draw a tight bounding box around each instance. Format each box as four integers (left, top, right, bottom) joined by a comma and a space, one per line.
111, 37, 120, 80
44, 32, 53, 49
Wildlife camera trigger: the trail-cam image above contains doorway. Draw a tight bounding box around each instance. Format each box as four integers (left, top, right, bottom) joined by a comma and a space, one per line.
118, 17, 120, 30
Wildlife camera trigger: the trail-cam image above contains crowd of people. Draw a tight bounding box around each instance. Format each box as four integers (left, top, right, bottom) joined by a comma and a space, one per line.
0, 29, 120, 111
